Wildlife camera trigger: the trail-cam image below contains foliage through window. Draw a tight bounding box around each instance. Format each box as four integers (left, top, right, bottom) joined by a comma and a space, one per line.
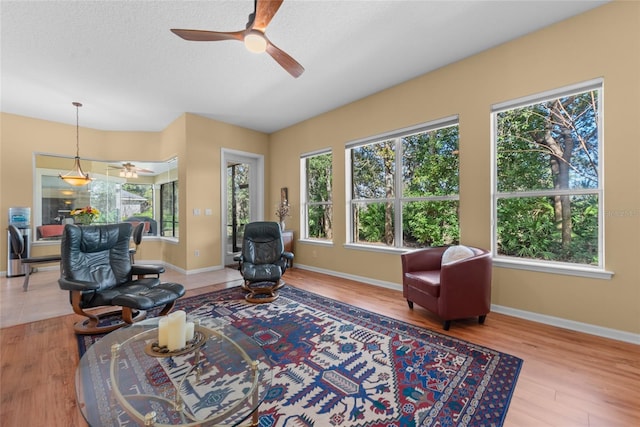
301, 151, 333, 240
493, 80, 602, 267
161, 180, 179, 237
227, 162, 250, 251
38, 173, 154, 236
35, 155, 177, 240
347, 117, 460, 248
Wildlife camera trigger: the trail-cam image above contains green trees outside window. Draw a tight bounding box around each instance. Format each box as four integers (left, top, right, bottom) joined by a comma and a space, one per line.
302, 151, 333, 240
161, 180, 179, 237
494, 81, 602, 266
348, 118, 460, 248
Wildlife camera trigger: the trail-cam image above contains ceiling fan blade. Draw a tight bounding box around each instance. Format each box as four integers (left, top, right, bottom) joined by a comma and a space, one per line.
252, 0, 284, 31
170, 28, 244, 42
266, 41, 304, 78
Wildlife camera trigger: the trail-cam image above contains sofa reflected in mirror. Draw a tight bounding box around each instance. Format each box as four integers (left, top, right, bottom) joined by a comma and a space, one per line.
36, 224, 65, 240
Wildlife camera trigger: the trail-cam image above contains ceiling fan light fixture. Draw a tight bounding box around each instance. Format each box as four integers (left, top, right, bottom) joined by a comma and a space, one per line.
120, 169, 138, 179
244, 31, 267, 53
59, 102, 92, 187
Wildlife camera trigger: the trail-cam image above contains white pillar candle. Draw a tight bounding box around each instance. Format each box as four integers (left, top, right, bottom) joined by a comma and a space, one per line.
158, 317, 169, 347
167, 310, 186, 351
185, 321, 195, 342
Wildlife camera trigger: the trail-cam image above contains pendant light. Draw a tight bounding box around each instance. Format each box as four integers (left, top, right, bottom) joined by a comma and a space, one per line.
59, 102, 92, 186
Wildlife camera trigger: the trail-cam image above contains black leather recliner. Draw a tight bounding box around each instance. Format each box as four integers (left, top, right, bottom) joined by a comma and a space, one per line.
59, 223, 185, 334
234, 221, 294, 303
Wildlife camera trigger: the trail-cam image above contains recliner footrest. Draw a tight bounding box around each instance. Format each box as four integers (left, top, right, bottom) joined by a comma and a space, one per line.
112, 282, 185, 310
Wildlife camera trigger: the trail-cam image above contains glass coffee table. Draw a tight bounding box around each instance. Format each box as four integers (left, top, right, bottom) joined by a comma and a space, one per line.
76, 317, 271, 426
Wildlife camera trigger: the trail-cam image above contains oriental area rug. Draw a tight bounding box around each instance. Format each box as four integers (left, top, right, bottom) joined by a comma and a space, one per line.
77, 286, 523, 427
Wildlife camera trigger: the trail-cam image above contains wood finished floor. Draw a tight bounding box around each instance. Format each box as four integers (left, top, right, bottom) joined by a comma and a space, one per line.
1, 267, 639, 426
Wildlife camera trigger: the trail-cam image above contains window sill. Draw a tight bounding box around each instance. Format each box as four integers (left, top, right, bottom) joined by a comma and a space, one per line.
298, 239, 334, 247
32, 239, 61, 246
161, 236, 179, 244
493, 257, 614, 279
343, 243, 406, 255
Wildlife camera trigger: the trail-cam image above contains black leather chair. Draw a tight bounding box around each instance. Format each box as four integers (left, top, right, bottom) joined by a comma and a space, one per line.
126, 221, 165, 279
7, 224, 62, 292
59, 223, 185, 334
234, 221, 294, 303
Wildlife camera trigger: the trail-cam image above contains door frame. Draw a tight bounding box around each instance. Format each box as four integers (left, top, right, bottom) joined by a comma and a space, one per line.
220, 148, 265, 266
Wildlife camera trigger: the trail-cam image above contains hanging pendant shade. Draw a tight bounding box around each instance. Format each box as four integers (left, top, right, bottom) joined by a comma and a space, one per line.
60, 102, 92, 186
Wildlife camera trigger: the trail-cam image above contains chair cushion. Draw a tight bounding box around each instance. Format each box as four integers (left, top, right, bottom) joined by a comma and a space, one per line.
112, 281, 185, 310
441, 245, 474, 265
242, 263, 282, 282
404, 271, 441, 298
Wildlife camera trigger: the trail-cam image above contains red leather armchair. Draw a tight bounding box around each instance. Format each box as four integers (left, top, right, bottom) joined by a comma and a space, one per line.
401, 246, 492, 330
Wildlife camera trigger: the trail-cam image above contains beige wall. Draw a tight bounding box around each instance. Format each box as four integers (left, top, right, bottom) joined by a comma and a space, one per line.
1, 2, 638, 334
269, 1, 640, 334
0, 112, 269, 273
182, 114, 269, 271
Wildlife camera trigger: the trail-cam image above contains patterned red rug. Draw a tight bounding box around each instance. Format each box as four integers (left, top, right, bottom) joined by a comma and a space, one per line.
78, 286, 522, 426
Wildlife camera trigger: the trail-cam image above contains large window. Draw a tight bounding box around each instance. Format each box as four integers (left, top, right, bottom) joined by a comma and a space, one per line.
160, 180, 179, 237
300, 150, 333, 241
346, 116, 460, 249
492, 79, 603, 270
35, 155, 177, 240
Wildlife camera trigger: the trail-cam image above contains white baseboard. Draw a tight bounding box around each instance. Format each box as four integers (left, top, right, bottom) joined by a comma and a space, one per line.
5, 261, 637, 345
160, 262, 225, 276
295, 263, 402, 292
491, 304, 640, 345
295, 263, 640, 345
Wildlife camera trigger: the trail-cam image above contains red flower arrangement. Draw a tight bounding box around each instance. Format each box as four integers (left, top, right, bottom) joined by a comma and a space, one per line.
71, 206, 100, 224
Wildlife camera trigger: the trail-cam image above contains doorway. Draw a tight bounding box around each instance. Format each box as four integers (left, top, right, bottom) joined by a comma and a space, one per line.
221, 149, 264, 266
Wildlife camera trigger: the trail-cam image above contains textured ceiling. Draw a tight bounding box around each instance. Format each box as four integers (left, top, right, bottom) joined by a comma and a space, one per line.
1, 0, 608, 133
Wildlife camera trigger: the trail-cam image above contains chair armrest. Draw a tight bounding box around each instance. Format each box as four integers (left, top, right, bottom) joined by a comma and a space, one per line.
440, 252, 492, 297
234, 254, 244, 270
282, 251, 294, 261
401, 247, 447, 273
131, 264, 165, 276
58, 277, 100, 292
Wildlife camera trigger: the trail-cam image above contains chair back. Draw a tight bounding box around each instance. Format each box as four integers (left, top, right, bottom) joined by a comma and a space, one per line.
241, 222, 284, 265
60, 223, 133, 291
132, 222, 145, 246
7, 225, 25, 257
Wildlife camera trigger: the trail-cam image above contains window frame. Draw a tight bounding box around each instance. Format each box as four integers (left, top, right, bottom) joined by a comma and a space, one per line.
491, 78, 612, 279
345, 115, 460, 252
160, 180, 179, 238
34, 167, 126, 240
300, 148, 333, 244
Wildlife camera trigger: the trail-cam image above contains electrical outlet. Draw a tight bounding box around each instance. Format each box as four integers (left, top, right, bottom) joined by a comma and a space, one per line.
194, 249, 200, 257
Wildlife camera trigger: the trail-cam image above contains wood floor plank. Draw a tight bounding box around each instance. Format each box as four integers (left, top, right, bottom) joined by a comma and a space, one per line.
1, 267, 639, 427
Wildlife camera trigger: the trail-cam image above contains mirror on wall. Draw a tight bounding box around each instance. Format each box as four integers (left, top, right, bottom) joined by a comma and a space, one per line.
34, 154, 178, 240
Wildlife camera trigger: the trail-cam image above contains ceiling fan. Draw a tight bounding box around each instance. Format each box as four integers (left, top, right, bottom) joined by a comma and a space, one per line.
170, 0, 304, 78
110, 162, 154, 178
